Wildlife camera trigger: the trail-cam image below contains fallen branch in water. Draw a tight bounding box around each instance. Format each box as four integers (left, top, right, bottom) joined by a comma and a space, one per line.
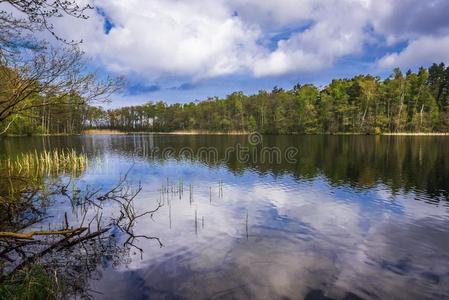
0, 228, 87, 240
0, 167, 163, 290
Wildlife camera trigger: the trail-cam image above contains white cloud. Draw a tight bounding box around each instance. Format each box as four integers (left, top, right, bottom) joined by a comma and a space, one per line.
47, 0, 449, 80
252, 0, 371, 76
371, 0, 449, 43
229, 0, 314, 28
55, 0, 263, 80
377, 34, 449, 70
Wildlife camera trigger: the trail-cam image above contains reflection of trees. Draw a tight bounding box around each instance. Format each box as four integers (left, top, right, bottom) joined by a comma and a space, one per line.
3, 135, 448, 201
108, 135, 449, 200
0, 169, 162, 298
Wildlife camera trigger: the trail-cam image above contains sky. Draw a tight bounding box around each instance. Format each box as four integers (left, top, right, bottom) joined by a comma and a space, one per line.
50, 0, 449, 107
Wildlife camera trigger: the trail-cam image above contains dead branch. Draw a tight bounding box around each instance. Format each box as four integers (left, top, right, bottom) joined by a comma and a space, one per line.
0, 169, 163, 289
0, 228, 87, 240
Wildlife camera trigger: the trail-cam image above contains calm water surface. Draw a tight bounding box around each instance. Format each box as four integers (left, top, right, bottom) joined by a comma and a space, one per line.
1, 135, 449, 299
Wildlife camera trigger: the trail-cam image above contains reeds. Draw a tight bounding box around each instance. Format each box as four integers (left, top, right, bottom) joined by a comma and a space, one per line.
0, 149, 88, 177
82, 129, 124, 135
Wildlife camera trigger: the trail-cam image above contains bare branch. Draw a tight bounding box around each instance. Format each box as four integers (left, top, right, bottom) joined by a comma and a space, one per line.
0, 0, 94, 45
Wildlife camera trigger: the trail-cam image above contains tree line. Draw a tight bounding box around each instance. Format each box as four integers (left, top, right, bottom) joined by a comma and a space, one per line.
88, 64, 449, 134
3, 62, 449, 135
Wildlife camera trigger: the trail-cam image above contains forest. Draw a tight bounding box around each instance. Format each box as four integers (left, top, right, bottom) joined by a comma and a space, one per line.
90, 63, 449, 134
5, 63, 449, 135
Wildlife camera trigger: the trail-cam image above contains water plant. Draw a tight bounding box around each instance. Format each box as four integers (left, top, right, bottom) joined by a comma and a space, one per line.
0, 149, 88, 178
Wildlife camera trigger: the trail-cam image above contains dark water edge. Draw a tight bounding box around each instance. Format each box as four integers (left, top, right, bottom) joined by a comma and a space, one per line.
1, 135, 449, 299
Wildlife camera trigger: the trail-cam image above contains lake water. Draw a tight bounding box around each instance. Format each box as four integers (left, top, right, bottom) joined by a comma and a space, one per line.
1, 135, 449, 299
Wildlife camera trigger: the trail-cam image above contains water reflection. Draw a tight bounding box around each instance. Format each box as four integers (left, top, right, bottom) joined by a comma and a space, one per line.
1, 135, 449, 299
2, 135, 448, 199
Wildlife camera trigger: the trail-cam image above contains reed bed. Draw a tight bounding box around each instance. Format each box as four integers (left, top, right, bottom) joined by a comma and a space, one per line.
82, 129, 124, 135
0, 149, 88, 177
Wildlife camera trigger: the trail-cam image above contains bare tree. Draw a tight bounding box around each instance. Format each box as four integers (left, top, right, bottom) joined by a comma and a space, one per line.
0, 46, 123, 124
0, 0, 125, 134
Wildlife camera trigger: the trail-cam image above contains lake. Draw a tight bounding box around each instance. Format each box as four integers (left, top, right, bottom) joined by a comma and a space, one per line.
1, 134, 449, 299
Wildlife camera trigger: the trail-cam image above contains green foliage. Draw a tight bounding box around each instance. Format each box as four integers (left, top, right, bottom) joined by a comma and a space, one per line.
0, 94, 88, 136
2, 62, 449, 135
0, 265, 60, 300
89, 63, 449, 134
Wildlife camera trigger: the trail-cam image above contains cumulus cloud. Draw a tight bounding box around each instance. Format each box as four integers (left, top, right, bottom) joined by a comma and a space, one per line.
54, 0, 263, 80
377, 34, 449, 69
50, 0, 449, 80
252, 0, 370, 76
373, 0, 449, 70
371, 0, 449, 43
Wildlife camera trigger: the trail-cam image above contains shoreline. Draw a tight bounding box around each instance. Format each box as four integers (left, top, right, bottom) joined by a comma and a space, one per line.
2, 130, 449, 137
381, 132, 449, 136
85, 130, 449, 136
126, 131, 248, 135
129, 132, 449, 136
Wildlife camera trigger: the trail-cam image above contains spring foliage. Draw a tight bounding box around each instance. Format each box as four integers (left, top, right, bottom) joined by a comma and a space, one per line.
90, 64, 449, 134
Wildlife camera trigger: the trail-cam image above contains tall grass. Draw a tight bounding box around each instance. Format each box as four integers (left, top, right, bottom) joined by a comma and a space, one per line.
0, 149, 88, 177
0, 265, 61, 300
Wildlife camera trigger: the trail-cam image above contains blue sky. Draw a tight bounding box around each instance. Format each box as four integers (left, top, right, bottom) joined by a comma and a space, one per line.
53, 0, 449, 107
